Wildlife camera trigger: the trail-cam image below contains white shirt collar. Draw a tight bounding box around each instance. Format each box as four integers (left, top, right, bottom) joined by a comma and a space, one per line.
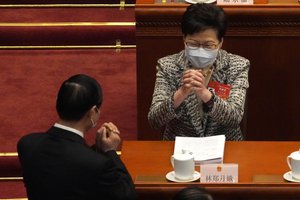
54, 123, 84, 138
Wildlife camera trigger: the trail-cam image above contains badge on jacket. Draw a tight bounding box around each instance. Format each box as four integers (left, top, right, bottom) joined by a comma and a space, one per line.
208, 81, 231, 100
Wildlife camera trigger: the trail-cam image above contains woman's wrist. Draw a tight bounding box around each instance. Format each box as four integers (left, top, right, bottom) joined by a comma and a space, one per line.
173, 87, 189, 108
203, 89, 215, 113
200, 89, 213, 103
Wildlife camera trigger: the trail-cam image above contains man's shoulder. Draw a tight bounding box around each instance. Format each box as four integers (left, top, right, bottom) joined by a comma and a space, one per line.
18, 132, 46, 146
20, 132, 46, 139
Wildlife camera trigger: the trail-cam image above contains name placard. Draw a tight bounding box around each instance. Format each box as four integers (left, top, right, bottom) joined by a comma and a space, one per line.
200, 164, 238, 183
217, 0, 253, 5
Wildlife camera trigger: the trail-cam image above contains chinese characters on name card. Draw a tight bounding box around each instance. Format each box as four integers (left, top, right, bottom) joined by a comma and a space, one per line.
217, 0, 253, 5
200, 164, 238, 183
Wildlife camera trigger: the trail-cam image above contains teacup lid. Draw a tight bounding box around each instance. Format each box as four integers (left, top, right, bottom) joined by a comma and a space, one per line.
173, 153, 194, 161
290, 150, 300, 160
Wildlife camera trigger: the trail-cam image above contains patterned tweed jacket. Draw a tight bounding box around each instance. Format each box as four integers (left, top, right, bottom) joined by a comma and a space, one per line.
148, 49, 250, 141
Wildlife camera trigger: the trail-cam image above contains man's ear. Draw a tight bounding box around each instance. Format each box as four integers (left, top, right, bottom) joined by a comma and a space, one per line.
87, 105, 98, 117
91, 105, 99, 113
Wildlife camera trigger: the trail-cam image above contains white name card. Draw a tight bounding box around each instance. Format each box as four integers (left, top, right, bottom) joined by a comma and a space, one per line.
217, 0, 253, 5
200, 164, 238, 183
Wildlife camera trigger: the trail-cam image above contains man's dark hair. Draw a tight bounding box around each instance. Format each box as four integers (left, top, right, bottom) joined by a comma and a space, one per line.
173, 187, 213, 200
56, 74, 102, 121
181, 3, 227, 41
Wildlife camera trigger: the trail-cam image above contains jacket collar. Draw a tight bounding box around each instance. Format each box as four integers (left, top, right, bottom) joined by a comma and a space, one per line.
175, 50, 187, 71
47, 126, 86, 145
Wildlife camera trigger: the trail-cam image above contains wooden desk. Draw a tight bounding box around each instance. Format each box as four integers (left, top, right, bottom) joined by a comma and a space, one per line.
135, 1, 300, 141
121, 141, 300, 200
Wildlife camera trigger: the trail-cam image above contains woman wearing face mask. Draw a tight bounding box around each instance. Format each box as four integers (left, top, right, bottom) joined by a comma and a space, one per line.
148, 3, 250, 140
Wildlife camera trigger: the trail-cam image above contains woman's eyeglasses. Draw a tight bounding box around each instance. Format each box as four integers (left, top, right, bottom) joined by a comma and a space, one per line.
185, 41, 219, 51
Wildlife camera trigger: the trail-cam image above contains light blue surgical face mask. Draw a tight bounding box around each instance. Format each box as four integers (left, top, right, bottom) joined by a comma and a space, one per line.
185, 46, 218, 69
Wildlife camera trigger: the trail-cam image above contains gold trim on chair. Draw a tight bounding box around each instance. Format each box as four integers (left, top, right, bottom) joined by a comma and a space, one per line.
0, 45, 136, 50
0, 198, 28, 200
0, 177, 23, 180
0, 151, 121, 155
0, 152, 18, 156
0, 4, 135, 8
119, 0, 126, 10
0, 22, 136, 27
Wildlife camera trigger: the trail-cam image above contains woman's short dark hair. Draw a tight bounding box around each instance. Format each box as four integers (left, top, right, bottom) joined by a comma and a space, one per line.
56, 74, 103, 121
173, 187, 213, 200
181, 3, 227, 41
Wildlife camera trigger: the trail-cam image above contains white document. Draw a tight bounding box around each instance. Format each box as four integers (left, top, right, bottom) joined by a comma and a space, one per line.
174, 135, 226, 165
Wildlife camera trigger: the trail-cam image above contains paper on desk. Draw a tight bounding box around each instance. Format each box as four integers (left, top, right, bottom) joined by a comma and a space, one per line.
174, 135, 225, 165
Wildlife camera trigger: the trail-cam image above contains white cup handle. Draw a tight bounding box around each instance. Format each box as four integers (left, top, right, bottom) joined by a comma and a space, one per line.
171, 155, 175, 168
287, 156, 292, 170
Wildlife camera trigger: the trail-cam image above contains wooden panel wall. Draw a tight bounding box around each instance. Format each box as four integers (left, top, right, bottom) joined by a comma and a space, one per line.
136, 4, 300, 140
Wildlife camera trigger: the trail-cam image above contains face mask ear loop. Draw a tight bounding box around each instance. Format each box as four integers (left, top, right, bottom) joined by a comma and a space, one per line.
90, 118, 96, 128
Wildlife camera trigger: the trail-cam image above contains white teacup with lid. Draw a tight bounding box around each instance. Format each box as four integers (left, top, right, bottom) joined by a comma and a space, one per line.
171, 150, 195, 180
287, 150, 300, 180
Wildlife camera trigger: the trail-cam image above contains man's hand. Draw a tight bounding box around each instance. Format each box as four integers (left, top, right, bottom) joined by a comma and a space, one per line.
95, 122, 121, 152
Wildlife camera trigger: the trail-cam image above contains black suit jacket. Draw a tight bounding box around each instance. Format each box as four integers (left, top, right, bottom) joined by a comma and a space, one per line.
17, 126, 137, 200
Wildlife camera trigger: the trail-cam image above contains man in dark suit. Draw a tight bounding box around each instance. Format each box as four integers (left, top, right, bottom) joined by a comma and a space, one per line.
17, 74, 137, 200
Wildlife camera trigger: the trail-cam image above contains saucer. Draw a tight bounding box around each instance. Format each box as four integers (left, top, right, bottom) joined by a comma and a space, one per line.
185, 0, 216, 4
166, 171, 200, 183
283, 171, 300, 183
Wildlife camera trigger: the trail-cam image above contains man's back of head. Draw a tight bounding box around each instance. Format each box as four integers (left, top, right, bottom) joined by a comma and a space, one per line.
56, 74, 103, 121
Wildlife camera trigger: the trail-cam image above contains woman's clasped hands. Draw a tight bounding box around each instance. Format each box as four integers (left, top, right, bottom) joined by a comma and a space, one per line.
182, 69, 205, 94
180, 69, 212, 103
